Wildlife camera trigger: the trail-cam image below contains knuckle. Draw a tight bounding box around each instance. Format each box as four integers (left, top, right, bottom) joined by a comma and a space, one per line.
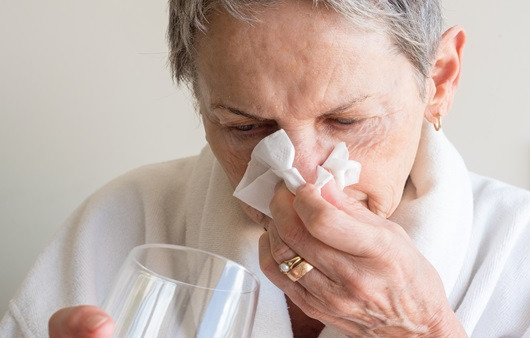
322, 291, 356, 318
372, 227, 396, 258
281, 222, 306, 247
387, 220, 409, 239
269, 240, 294, 262
306, 209, 337, 237
303, 303, 323, 320
307, 208, 327, 227
294, 294, 323, 320
355, 225, 395, 259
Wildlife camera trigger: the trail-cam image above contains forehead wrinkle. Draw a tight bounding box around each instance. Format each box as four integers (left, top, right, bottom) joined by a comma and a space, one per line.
240, 4, 346, 77
316, 51, 347, 105
197, 2, 408, 123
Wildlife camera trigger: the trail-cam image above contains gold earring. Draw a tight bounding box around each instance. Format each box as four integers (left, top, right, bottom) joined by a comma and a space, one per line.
433, 114, 442, 131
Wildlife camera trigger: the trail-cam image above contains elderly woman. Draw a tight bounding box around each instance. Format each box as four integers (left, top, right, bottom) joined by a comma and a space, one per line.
2, 0, 530, 337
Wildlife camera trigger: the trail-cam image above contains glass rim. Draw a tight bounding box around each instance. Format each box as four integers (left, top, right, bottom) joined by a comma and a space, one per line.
129, 243, 260, 294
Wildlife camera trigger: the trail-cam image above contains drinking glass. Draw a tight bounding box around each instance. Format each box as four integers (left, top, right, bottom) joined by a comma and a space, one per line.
101, 244, 260, 337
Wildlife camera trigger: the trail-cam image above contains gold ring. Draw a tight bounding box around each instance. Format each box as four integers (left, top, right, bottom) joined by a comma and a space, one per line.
286, 261, 314, 282
279, 256, 314, 282
279, 256, 303, 273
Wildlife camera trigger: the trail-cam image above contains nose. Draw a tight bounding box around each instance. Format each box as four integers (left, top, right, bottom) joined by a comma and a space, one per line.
285, 129, 332, 184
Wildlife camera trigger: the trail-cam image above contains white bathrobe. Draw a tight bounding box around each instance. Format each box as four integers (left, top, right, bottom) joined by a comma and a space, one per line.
1, 124, 530, 337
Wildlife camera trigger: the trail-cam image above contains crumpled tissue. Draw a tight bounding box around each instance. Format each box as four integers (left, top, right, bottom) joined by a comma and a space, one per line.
233, 129, 361, 217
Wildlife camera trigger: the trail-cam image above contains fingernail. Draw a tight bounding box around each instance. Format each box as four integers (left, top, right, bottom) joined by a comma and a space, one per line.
85, 315, 108, 331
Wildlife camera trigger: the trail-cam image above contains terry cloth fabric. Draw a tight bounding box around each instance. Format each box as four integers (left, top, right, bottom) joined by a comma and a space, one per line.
1, 121, 530, 337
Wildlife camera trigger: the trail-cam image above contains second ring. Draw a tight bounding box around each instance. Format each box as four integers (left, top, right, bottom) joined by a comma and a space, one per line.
279, 255, 314, 282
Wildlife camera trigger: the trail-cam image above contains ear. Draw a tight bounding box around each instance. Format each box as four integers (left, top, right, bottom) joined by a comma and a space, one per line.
425, 26, 466, 124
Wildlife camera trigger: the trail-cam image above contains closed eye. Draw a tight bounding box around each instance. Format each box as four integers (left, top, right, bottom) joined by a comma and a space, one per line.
332, 117, 362, 125
232, 124, 257, 131
228, 122, 278, 138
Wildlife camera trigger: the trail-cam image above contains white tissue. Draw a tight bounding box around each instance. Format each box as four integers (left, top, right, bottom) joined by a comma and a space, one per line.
233, 129, 361, 217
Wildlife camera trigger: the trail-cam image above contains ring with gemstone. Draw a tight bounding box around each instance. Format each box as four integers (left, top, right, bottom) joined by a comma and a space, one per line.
279, 256, 303, 274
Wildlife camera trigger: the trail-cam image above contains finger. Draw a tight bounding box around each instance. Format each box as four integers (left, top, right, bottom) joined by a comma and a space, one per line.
269, 182, 297, 228
267, 220, 336, 288
267, 219, 297, 263
267, 219, 368, 321
267, 185, 303, 263
259, 234, 331, 315
294, 184, 389, 257
269, 184, 345, 280
320, 179, 348, 209
264, 222, 356, 317
49, 305, 114, 338
320, 180, 379, 223
269, 183, 314, 263
258, 234, 374, 334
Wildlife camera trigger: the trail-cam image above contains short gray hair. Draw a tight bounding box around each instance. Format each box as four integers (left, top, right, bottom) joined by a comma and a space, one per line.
167, 0, 443, 94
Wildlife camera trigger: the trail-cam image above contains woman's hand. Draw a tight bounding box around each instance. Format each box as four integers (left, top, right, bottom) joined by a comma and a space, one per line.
259, 182, 467, 337
49, 306, 114, 338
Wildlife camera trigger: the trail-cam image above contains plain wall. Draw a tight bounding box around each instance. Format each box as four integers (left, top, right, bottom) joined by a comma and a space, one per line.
1, 0, 529, 317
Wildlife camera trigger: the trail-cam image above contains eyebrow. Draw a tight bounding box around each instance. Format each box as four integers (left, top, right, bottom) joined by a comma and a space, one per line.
210, 95, 371, 120
210, 104, 267, 121
321, 95, 370, 117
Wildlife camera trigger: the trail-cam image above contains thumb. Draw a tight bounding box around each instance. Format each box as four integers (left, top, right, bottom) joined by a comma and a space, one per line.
49, 305, 114, 338
319, 178, 347, 208
320, 180, 379, 221
320, 179, 363, 210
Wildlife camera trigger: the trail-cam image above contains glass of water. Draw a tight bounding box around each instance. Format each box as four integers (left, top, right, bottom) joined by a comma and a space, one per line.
102, 244, 260, 337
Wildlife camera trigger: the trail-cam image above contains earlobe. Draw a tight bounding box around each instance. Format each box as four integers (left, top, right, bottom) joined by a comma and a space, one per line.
425, 26, 467, 124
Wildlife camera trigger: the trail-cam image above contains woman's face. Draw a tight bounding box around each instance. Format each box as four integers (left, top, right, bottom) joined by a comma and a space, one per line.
195, 1, 430, 220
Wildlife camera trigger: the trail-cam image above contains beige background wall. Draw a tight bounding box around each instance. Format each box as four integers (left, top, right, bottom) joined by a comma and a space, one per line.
1, 0, 529, 317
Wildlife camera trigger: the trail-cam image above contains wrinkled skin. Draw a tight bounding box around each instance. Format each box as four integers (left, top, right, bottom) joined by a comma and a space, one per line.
197, 5, 422, 222
195, 1, 467, 337
49, 1, 468, 337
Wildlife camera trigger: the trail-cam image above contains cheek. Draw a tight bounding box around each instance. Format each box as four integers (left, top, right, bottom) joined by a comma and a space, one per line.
344, 115, 391, 157
342, 109, 424, 215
